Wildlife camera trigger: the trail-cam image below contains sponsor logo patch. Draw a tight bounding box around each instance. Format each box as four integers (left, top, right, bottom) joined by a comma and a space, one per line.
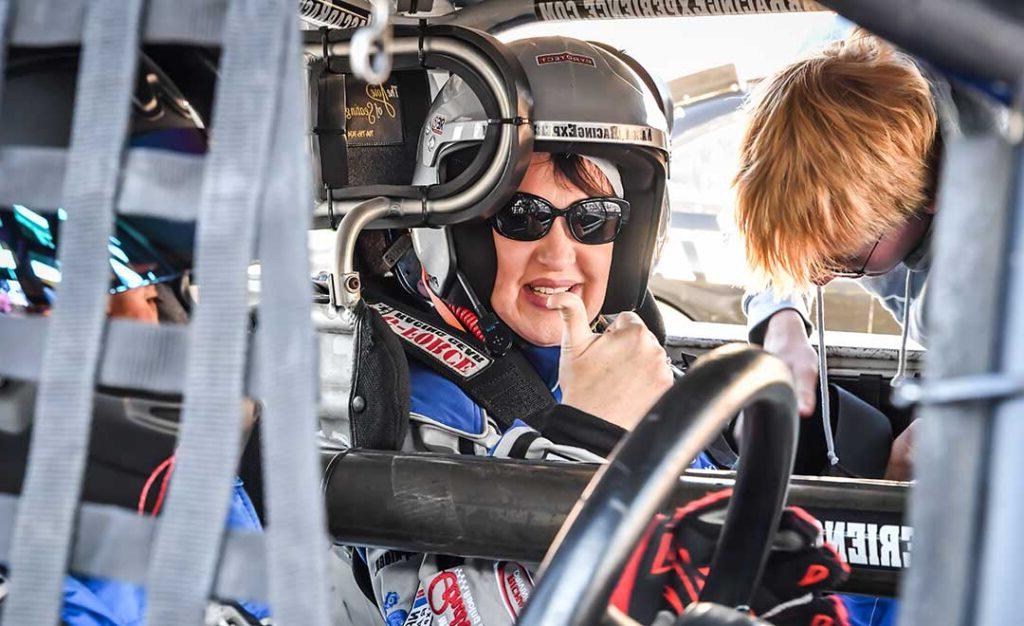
428, 569, 483, 626
344, 81, 404, 146
534, 121, 661, 148
536, 51, 597, 67
371, 303, 492, 379
406, 588, 433, 626
495, 561, 534, 619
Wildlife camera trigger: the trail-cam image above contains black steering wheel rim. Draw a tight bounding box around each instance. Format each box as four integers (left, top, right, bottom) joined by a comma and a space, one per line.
517, 344, 799, 626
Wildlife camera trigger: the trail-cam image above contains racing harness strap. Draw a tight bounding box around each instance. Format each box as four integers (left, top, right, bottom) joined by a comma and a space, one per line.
361, 289, 555, 433
359, 289, 739, 464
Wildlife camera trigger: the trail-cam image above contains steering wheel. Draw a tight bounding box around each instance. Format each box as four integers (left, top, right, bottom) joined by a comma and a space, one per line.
516, 344, 799, 626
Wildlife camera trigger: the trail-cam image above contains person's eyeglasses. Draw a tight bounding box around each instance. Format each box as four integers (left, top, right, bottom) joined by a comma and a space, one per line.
828, 237, 886, 280
816, 212, 934, 285
491, 192, 630, 245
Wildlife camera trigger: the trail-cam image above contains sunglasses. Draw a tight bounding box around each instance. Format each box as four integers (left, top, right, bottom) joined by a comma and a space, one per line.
491, 192, 630, 245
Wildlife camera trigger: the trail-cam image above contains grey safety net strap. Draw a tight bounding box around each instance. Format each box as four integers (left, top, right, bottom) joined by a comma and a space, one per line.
0, 147, 205, 220
0, 493, 270, 603
0, 318, 275, 405
2, 1, 144, 624
9, 0, 227, 46
143, 0, 293, 623
253, 15, 333, 625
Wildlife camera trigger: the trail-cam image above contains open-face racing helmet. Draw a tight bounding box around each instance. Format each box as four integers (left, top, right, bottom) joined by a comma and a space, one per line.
411, 36, 671, 316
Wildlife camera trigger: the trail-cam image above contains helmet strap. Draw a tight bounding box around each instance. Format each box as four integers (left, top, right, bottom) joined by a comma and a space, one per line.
420, 266, 467, 332
454, 271, 513, 357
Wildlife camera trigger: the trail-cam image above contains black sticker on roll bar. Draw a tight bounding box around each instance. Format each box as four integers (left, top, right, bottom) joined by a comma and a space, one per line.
300, 0, 371, 29
806, 507, 912, 571
345, 80, 405, 147
534, 0, 824, 21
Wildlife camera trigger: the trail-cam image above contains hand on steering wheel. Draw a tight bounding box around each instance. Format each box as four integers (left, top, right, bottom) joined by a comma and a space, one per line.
516, 345, 801, 626
612, 489, 850, 626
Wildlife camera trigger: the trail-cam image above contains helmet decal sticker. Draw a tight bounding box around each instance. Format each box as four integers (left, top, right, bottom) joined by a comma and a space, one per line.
430, 115, 447, 136
533, 121, 668, 151
535, 52, 597, 67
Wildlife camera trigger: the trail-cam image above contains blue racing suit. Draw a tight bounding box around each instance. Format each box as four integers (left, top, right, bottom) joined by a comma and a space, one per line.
363, 342, 717, 626
58, 478, 269, 626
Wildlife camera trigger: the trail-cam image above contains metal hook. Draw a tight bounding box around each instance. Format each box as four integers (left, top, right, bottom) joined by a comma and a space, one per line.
350, 0, 393, 85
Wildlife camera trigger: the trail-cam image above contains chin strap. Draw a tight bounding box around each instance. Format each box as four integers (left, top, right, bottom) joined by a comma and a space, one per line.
815, 286, 840, 468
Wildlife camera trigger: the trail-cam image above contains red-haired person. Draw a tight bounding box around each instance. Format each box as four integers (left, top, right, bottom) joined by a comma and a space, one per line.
735, 33, 997, 626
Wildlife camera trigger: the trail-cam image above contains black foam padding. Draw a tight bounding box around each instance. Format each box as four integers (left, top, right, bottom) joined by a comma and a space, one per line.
0, 394, 179, 511
637, 288, 666, 345
339, 70, 431, 188
349, 303, 411, 450
314, 66, 349, 190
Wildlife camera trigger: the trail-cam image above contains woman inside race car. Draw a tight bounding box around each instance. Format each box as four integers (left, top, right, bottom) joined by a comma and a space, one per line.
355, 35, 848, 626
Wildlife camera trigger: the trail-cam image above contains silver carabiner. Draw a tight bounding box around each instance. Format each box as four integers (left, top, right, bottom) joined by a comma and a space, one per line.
350, 0, 393, 85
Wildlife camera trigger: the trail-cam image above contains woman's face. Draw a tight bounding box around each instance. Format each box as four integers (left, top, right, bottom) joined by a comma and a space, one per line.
490, 153, 614, 347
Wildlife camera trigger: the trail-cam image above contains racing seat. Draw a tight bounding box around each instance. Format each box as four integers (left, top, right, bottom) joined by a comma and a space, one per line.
796, 383, 894, 479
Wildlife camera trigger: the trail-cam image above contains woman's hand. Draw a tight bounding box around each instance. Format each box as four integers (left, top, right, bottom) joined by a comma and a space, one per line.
547, 292, 674, 431
762, 309, 819, 417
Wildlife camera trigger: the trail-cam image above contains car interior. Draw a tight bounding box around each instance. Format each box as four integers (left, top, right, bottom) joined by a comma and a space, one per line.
1, 1, 1022, 625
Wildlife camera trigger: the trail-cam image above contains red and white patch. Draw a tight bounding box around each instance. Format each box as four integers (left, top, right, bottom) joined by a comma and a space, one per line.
371, 303, 491, 379
427, 569, 483, 626
406, 588, 433, 626
536, 51, 596, 67
495, 561, 534, 619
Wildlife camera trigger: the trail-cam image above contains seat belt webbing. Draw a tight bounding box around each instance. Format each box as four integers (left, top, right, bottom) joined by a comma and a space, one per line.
253, 14, 332, 626
2, 1, 143, 624
143, 1, 290, 623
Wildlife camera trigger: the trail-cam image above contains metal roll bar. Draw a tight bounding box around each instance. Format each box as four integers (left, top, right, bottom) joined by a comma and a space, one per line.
317, 34, 527, 216
322, 450, 907, 597
513, 345, 798, 626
